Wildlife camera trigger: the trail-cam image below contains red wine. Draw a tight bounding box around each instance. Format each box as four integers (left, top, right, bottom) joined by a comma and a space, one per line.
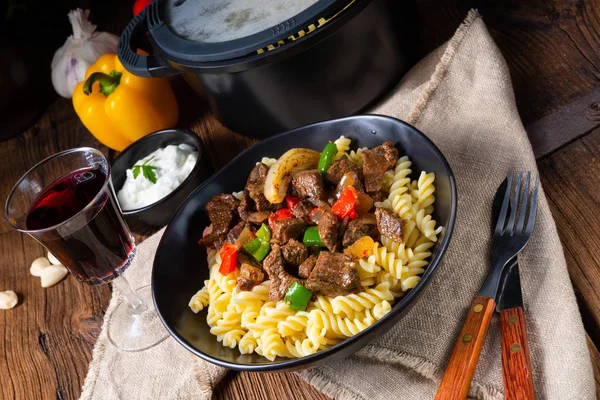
26, 166, 134, 285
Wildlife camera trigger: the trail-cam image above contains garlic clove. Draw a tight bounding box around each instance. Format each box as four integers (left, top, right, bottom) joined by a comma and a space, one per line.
0, 291, 18, 309
31, 257, 52, 277
40, 265, 69, 288
47, 252, 62, 265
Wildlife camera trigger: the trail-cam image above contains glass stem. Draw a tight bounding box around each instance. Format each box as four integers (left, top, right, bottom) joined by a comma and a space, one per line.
112, 275, 147, 315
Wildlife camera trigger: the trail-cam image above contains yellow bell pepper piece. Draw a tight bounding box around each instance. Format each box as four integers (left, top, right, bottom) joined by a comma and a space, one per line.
72, 53, 179, 151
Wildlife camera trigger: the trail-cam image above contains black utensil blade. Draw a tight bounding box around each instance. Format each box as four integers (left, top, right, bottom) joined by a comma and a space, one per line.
496, 259, 523, 311
492, 178, 524, 312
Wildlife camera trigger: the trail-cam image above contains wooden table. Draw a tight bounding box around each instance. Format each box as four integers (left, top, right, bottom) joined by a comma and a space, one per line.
2, 1, 600, 398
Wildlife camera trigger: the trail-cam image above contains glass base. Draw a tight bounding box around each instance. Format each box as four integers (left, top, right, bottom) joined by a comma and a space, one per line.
107, 284, 169, 352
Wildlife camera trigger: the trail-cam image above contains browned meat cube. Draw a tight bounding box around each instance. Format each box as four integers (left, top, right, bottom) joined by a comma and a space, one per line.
263, 245, 299, 301
318, 210, 339, 251
236, 263, 265, 291
243, 162, 272, 211
298, 254, 318, 279
306, 252, 362, 297
325, 157, 363, 185
369, 190, 386, 203
342, 218, 379, 247
291, 199, 315, 223
281, 238, 308, 267
361, 142, 398, 192
272, 218, 306, 244
292, 170, 326, 202
201, 194, 240, 247
246, 183, 271, 211
248, 162, 269, 185
375, 207, 405, 243
226, 220, 245, 244
237, 190, 253, 221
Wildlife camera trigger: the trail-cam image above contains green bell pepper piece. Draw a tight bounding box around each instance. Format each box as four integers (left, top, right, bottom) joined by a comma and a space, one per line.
284, 281, 313, 311
317, 142, 338, 176
255, 223, 271, 243
303, 226, 325, 247
243, 223, 271, 261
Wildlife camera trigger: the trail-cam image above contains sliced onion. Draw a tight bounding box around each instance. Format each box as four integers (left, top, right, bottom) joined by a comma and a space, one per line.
309, 207, 325, 224
335, 172, 358, 198
248, 211, 271, 223
355, 193, 374, 215
263, 148, 320, 204
361, 213, 377, 225
202, 224, 213, 238
235, 227, 256, 248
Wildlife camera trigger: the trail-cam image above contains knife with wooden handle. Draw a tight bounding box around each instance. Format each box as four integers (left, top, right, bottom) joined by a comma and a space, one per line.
497, 260, 535, 399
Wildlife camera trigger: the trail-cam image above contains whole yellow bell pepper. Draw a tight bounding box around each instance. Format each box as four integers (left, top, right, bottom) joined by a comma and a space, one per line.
72, 53, 178, 151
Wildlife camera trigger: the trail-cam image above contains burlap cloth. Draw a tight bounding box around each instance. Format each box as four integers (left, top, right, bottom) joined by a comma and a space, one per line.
80, 10, 596, 400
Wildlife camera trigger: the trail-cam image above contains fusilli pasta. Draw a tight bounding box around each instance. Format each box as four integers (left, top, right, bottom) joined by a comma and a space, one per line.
190, 137, 443, 360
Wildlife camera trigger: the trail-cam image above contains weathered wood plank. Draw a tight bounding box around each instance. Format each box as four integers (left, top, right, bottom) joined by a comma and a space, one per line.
417, 0, 600, 126
587, 334, 600, 396
528, 87, 600, 158
538, 126, 600, 347
215, 372, 332, 400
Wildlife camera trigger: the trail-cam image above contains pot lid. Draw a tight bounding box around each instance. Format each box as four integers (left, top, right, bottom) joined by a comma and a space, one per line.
166, 0, 321, 43
151, 0, 349, 62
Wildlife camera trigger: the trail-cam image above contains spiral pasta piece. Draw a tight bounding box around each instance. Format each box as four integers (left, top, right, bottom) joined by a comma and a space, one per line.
189, 283, 210, 313
278, 312, 310, 337
259, 157, 277, 167
239, 331, 258, 354
334, 135, 352, 158
348, 148, 366, 166
415, 209, 443, 242
414, 171, 436, 211
285, 338, 320, 358
331, 283, 394, 315
369, 242, 404, 280
388, 156, 412, 199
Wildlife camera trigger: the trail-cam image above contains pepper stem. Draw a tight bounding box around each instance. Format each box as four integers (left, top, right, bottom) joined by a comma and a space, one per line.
83, 71, 123, 96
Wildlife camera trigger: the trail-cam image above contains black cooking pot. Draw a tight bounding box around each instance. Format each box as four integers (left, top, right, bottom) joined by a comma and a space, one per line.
118, 0, 415, 138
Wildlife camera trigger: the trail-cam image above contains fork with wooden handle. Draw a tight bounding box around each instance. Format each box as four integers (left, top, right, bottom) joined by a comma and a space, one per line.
434, 172, 539, 400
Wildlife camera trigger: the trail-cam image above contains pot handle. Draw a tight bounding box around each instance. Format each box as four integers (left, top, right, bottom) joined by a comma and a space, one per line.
118, 6, 180, 78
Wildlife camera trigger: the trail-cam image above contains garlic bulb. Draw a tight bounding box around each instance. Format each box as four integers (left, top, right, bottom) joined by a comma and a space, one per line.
51, 9, 119, 98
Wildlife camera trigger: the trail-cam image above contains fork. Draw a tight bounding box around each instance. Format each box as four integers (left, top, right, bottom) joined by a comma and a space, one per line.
434, 172, 539, 400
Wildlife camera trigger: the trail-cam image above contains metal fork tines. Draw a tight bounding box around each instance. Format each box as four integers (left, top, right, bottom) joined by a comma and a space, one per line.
478, 171, 539, 299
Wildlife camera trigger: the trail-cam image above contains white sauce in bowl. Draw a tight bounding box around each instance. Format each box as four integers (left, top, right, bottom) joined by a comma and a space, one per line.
117, 144, 197, 211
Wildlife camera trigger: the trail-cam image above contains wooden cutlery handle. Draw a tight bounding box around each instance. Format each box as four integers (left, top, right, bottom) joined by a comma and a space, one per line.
434, 296, 496, 400
500, 307, 535, 399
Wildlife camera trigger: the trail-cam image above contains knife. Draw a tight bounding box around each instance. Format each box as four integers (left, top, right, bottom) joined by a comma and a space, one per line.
494, 180, 535, 399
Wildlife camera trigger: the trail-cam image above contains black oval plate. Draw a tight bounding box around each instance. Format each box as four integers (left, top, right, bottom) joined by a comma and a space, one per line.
152, 115, 457, 372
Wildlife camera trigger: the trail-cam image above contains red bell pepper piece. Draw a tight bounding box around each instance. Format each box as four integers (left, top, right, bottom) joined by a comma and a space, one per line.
285, 195, 301, 210
332, 186, 358, 219
133, 0, 151, 15
219, 243, 238, 275
268, 208, 293, 230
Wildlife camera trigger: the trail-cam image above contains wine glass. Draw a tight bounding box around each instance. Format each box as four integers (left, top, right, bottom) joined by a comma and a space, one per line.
4, 147, 168, 351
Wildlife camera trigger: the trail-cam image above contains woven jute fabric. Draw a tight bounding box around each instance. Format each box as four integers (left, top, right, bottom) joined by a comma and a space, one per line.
80, 10, 595, 400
